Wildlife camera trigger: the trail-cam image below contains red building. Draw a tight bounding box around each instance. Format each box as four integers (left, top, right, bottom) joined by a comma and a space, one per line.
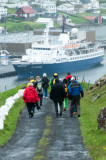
16, 6, 35, 18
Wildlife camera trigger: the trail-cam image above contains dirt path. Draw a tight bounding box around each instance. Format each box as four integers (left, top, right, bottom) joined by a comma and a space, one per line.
0, 98, 92, 160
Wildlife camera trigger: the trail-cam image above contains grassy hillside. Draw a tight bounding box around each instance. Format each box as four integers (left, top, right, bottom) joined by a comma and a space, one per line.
80, 76, 106, 160
0, 79, 106, 160
0, 84, 26, 146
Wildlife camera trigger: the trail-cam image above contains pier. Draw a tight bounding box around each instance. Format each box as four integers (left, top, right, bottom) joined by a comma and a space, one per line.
0, 64, 17, 78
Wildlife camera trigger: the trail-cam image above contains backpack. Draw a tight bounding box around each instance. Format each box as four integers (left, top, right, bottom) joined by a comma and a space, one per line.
37, 82, 42, 91
49, 77, 54, 86
53, 78, 56, 85
64, 84, 68, 97
67, 78, 71, 86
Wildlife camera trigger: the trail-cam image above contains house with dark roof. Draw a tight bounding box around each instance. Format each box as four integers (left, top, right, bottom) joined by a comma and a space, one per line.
16, 6, 35, 19
34, 7, 46, 17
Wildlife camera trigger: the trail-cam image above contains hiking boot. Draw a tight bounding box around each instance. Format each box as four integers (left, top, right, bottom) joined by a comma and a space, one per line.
60, 112, 62, 116
31, 111, 33, 117
29, 115, 32, 118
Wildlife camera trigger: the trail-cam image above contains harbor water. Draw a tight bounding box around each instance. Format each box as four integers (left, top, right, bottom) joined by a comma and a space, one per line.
0, 25, 106, 93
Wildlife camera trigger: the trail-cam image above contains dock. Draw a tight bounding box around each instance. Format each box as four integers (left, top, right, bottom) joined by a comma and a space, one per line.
0, 64, 17, 78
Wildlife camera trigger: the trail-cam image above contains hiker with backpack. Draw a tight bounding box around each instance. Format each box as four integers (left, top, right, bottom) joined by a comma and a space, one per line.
63, 79, 69, 111
42, 73, 49, 98
49, 73, 59, 87
50, 78, 66, 117
36, 76, 43, 106
27, 76, 37, 88
68, 76, 84, 117
23, 82, 39, 118
68, 76, 78, 115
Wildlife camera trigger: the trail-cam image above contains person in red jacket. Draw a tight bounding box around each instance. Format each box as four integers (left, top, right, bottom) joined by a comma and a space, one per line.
65, 72, 72, 86
23, 82, 39, 118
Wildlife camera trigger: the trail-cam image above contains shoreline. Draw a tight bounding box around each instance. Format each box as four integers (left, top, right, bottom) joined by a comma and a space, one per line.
0, 64, 17, 78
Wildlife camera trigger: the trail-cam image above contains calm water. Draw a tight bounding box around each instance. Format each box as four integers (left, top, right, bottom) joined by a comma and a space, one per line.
0, 25, 106, 93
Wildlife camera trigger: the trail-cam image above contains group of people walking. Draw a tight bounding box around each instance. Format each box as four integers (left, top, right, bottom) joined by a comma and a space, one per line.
23, 73, 49, 117
23, 72, 84, 118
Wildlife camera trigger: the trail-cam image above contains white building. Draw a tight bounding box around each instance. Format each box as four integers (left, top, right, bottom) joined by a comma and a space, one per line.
57, 3, 74, 14
0, 0, 8, 7
41, 0, 56, 14
67, 0, 81, 4
36, 18, 54, 27
90, 0, 100, 9
6, 2, 30, 9
84, 0, 100, 11
0, 7, 7, 16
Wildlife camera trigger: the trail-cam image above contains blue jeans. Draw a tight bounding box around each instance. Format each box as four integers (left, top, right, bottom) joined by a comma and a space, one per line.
43, 88, 48, 97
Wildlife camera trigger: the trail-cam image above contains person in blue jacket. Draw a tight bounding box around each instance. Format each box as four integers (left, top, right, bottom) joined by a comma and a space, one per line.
68, 76, 84, 117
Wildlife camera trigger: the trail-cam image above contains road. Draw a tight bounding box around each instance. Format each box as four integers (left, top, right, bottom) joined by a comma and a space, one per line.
0, 98, 92, 160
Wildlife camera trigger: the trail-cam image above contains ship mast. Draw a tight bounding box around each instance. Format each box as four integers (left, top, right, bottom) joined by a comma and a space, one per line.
44, 24, 49, 45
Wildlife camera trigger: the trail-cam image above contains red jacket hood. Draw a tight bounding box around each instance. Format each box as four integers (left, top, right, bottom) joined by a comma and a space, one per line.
23, 86, 39, 103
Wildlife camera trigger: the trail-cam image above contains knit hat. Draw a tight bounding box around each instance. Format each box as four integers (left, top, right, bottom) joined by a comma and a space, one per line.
30, 76, 34, 79
71, 77, 75, 81
29, 82, 33, 86
43, 73, 47, 77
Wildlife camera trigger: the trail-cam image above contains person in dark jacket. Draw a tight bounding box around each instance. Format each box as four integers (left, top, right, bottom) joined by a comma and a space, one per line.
23, 82, 39, 118
68, 77, 84, 117
42, 73, 49, 98
50, 73, 58, 87
50, 78, 66, 117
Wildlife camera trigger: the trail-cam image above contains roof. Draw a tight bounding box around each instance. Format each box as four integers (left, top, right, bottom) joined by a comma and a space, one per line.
16, 6, 35, 14
85, 16, 95, 20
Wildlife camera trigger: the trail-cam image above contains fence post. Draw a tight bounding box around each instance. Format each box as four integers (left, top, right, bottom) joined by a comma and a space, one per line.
88, 80, 90, 90
5, 85, 7, 91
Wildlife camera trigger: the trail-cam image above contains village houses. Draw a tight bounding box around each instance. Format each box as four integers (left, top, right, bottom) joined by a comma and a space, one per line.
16, 6, 35, 18
41, 0, 56, 14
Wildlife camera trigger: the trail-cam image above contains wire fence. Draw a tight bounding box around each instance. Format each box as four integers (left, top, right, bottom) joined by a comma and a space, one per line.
0, 76, 92, 93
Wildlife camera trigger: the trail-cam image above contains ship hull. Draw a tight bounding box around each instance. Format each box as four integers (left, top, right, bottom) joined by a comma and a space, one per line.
12, 55, 104, 79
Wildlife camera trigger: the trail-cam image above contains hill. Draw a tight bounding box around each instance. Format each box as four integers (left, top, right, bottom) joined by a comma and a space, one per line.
80, 75, 106, 160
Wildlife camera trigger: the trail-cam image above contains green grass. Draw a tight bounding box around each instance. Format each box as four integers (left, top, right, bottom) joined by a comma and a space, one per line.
7, 8, 17, 14
80, 81, 106, 160
34, 116, 52, 160
69, 15, 88, 24
100, 9, 106, 14
0, 84, 25, 107
0, 21, 46, 33
57, 11, 88, 24
0, 98, 25, 146
98, 0, 106, 3
0, 84, 26, 146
